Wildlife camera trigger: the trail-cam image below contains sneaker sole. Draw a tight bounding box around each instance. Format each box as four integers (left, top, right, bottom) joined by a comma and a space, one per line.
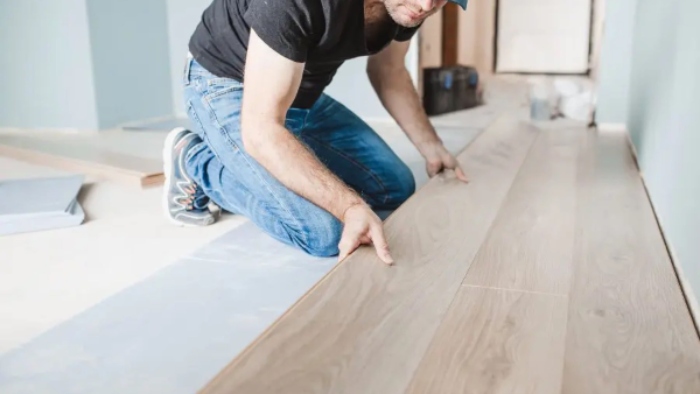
162, 127, 199, 227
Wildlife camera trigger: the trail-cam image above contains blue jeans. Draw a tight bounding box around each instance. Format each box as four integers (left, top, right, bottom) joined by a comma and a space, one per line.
182, 57, 416, 257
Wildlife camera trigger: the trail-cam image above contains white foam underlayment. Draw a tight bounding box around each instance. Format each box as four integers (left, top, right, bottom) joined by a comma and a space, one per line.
0, 116, 492, 393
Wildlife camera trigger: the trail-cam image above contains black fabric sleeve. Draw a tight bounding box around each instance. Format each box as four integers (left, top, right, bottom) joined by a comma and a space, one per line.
244, 0, 322, 63
395, 24, 422, 42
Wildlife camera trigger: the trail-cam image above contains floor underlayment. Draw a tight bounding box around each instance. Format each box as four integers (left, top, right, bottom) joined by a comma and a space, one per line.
0, 158, 245, 357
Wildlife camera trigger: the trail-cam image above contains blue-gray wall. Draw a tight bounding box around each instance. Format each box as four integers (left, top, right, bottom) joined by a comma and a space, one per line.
1, 0, 173, 130
599, 0, 700, 305
627, 0, 700, 304
1, 0, 416, 129
86, 0, 173, 129
0, 0, 99, 129
166, 0, 213, 117
595, 0, 638, 124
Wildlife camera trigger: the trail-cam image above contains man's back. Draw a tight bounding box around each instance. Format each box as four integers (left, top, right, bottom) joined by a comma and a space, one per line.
189, 0, 419, 108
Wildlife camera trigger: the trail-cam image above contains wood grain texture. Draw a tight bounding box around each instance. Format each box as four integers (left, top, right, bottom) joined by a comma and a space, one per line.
562, 131, 700, 393
199, 116, 539, 394
463, 128, 580, 295
407, 286, 568, 394
0, 134, 163, 187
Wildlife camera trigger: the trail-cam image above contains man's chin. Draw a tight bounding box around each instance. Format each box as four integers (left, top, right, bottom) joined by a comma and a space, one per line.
390, 14, 423, 28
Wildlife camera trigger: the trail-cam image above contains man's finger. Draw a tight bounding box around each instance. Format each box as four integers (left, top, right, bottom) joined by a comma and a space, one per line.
337, 237, 359, 262
455, 166, 469, 183
337, 246, 350, 263
369, 224, 394, 265
337, 225, 363, 262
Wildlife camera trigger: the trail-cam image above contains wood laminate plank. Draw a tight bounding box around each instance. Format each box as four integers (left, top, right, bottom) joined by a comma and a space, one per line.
199, 116, 538, 394
562, 131, 700, 393
407, 286, 568, 394
0, 134, 163, 187
463, 127, 580, 295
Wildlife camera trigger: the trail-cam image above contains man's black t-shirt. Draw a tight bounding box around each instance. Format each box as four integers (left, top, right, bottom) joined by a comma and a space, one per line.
189, 0, 420, 108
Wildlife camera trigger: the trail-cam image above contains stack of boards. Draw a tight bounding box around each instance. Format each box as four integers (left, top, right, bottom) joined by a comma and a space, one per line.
0, 175, 85, 236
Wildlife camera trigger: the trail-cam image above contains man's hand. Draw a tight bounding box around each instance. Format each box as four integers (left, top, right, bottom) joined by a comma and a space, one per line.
367, 40, 469, 183
338, 203, 394, 265
419, 141, 469, 182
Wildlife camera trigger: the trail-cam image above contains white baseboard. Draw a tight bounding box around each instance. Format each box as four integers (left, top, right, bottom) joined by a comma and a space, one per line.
597, 122, 627, 133
649, 199, 700, 335
623, 131, 700, 335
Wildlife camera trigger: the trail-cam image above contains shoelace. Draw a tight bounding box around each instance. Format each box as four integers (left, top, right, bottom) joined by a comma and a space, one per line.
181, 184, 198, 211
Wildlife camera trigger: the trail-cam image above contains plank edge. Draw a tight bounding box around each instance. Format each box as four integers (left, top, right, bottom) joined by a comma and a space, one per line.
0, 143, 162, 188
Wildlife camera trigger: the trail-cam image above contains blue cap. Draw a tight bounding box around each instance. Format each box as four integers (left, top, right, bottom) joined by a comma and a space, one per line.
448, 0, 468, 10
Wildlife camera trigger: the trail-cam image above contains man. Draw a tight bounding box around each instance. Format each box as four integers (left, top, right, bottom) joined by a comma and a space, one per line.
163, 0, 469, 264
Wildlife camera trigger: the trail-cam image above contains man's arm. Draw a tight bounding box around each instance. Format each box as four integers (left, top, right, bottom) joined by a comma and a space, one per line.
367, 40, 468, 182
241, 29, 393, 264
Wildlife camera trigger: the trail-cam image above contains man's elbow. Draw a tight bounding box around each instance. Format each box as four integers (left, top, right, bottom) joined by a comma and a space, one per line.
240, 112, 285, 162
240, 115, 265, 159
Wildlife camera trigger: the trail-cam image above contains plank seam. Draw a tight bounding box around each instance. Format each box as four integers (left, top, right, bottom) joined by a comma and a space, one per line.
403, 121, 541, 391
461, 284, 568, 298
458, 127, 542, 290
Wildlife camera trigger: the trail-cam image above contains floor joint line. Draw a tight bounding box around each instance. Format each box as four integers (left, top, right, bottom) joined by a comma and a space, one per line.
462, 284, 568, 298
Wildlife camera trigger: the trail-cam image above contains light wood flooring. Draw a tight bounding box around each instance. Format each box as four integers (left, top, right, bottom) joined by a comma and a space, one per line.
196, 114, 700, 394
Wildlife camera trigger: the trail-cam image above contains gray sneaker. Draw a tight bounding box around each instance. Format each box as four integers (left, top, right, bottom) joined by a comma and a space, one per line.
162, 127, 217, 227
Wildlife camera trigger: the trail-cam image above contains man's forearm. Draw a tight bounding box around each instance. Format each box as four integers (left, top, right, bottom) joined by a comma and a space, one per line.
242, 121, 363, 220
368, 65, 441, 154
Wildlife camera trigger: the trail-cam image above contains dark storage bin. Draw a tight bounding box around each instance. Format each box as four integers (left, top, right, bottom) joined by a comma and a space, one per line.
454, 66, 480, 110
423, 67, 455, 116
423, 66, 481, 116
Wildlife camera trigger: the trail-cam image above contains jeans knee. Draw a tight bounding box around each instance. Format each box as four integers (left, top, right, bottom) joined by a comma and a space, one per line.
398, 169, 416, 202
386, 163, 416, 208
290, 214, 343, 258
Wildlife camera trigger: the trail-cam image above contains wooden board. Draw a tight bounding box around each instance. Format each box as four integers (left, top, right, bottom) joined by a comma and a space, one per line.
457, 0, 497, 74
442, 3, 460, 66
419, 9, 443, 70
462, 128, 580, 295
456, 0, 478, 67
0, 134, 163, 187
561, 131, 700, 393
199, 116, 539, 394
407, 287, 568, 394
